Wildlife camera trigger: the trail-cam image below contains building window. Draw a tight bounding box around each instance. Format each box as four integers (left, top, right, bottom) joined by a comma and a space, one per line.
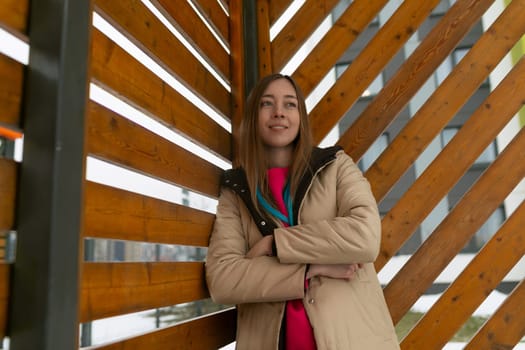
359, 133, 389, 172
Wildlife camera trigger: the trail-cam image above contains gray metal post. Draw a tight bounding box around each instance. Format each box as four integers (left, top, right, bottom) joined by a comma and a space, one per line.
8, 0, 92, 348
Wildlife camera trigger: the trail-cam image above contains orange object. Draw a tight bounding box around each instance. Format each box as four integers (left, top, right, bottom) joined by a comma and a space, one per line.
0, 126, 23, 140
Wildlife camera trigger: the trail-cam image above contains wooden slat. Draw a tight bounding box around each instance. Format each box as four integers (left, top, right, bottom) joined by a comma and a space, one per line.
0, 263, 9, 338
94, 0, 231, 117
0, 54, 24, 126
86, 101, 222, 198
271, 0, 340, 72
385, 126, 525, 324
309, 0, 440, 144
375, 57, 525, 272
293, 0, 387, 97
90, 29, 231, 160
191, 0, 229, 45
0, 159, 17, 232
465, 280, 525, 350
268, 0, 293, 26
85, 309, 236, 350
364, 0, 525, 202
83, 181, 215, 246
80, 262, 209, 322
0, 0, 29, 33
154, 0, 230, 81
400, 201, 525, 348
339, 0, 500, 165
257, 0, 273, 77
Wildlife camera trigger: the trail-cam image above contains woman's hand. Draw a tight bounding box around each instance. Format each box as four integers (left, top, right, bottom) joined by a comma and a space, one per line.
246, 235, 274, 258
306, 263, 362, 281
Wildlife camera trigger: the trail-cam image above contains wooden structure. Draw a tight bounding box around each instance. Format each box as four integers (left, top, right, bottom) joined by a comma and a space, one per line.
0, 0, 524, 349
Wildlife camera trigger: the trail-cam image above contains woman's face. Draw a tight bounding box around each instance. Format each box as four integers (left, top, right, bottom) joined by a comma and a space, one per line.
257, 78, 301, 152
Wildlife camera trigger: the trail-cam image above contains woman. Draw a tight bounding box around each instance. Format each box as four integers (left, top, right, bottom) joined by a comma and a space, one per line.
206, 74, 400, 349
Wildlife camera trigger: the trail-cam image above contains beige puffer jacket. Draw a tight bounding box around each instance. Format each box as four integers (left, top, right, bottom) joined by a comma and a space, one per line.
206, 147, 400, 350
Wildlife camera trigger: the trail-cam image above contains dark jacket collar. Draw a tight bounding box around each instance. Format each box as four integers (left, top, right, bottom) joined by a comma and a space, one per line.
221, 146, 342, 235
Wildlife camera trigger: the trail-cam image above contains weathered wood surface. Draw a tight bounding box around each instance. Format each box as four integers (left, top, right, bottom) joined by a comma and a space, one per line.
85, 101, 222, 198
268, 0, 293, 26
0, 159, 16, 233
192, 0, 229, 44
0, 0, 29, 33
0, 54, 24, 126
80, 262, 209, 322
257, 0, 273, 77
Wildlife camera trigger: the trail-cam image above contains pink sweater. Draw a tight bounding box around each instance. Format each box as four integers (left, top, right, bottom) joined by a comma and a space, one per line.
267, 167, 316, 350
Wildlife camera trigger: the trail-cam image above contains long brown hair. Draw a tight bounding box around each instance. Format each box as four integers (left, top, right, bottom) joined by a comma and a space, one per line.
237, 74, 313, 218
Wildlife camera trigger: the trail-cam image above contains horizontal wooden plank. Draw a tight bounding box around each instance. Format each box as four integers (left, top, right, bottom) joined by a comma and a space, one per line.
309, 0, 440, 144
400, 201, 525, 348
80, 262, 209, 322
363, 0, 525, 202
85, 309, 236, 350
155, 0, 230, 81
384, 124, 525, 324
269, 0, 293, 26
0, 159, 17, 232
0, 0, 29, 33
90, 29, 231, 160
191, 0, 229, 45
94, 0, 231, 118
293, 0, 387, 97
271, 0, 340, 72
464, 280, 525, 350
0, 263, 9, 338
86, 101, 222, 198
83, 181, 215, 246
376, 56, 525, 272
0, 54, 24, 126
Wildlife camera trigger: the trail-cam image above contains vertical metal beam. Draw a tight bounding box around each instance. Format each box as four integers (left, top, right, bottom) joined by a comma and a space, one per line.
243, 0, 260, 94
9, 0, 92, 349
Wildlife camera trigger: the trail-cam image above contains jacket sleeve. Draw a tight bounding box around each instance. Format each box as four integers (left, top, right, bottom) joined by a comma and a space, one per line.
205, 188, 307, 305
274, 151, 381, 265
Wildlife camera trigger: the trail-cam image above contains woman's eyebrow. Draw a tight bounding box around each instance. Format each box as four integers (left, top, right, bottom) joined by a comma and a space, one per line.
261, 94, 297, 99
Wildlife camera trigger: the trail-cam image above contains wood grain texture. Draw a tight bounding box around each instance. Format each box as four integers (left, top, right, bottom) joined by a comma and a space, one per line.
83, 181, 214, 246
293, 0, 388, 97
94, 0, 231, 117
80, 262, 209, 322
400, 201, 525, 348
375, 57, 525, 272
363, 0, 525, 203
86, 101, 222, 198
90, 29, 231, 160
268, 0, 292, 26
85, 309, 236, 350
0, 54, 24, 126
155, 0, 230, 80
192, 0, 229, 45
0, 159, 17, 232
309, 0, 440, 144
0, 0, 29, 33
464, 280, 525, 350
339, 0, 498, 164
271, 0, 340, 72
257, 0, 273, 77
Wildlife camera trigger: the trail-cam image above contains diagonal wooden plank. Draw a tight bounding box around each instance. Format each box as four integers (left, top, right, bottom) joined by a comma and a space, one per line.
271, 0, 340, 72
80, 262, 209, 322
293, 0, 388, 97
83, 181, 215, 246
364, 0, 525, 203
269, 0, 293, 26
86, 101, 222, 198
309, 0, 440, 144
400, 201, 525, 348
464, 280, 525, 350
84, 309, 237, 350
191, 0, 229, 44
94, 0, 231, 117
90, 29, 232, 160
339, 0, 501, 165
0, 0, 29, 33
375, 57, 525, 272
155, 0, 230, 81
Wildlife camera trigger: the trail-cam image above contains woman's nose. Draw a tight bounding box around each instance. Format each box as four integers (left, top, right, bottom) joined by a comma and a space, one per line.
273, 105, 284, 118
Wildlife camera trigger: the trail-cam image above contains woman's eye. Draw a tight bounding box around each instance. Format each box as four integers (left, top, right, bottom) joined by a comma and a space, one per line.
285, 102, 297, 108
260, 100, 272, 107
